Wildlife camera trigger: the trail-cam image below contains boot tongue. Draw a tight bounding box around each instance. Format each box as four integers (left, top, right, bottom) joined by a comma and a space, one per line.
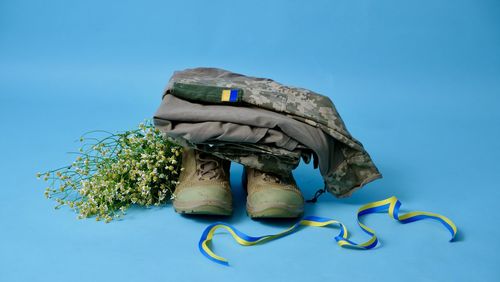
196, 152, 223, 180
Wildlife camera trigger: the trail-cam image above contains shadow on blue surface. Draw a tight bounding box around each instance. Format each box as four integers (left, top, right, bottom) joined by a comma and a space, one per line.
1, 0, 499, 281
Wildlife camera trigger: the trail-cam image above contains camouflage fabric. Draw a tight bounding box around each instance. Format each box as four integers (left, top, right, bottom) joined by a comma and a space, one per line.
153, 67, 381, 197
162, 134, 308, 175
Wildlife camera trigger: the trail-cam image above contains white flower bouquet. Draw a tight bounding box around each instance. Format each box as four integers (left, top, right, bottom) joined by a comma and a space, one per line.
37, 121, 183, 223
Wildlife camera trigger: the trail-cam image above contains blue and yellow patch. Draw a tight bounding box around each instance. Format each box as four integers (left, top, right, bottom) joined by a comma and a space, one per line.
221, 89, 239, 102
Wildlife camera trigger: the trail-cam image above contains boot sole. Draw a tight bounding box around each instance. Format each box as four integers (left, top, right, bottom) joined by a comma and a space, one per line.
174, 200, 232, 216
247, 203, 303, 218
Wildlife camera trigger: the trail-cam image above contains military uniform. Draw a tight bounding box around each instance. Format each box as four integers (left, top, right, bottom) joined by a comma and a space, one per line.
154, 67, 381, 198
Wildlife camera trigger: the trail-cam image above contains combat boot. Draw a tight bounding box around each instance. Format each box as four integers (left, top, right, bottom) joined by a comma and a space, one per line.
243, 167, 304, 218
173, 148, 232, 215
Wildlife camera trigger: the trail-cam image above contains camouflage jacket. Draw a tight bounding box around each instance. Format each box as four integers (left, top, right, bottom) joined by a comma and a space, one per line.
154, 67, 381, 198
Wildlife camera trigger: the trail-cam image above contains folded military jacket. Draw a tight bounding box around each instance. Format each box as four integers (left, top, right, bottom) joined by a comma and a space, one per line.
153, 67, 381, 198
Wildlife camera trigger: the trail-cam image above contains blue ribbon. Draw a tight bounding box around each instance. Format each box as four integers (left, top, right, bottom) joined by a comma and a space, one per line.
198, 196, 457, 266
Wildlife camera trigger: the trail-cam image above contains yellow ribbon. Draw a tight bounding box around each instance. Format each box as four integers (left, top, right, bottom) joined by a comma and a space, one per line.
198, 196, 457, 266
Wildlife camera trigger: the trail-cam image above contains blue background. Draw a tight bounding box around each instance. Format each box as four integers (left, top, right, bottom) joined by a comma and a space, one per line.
1, 1, 499, 281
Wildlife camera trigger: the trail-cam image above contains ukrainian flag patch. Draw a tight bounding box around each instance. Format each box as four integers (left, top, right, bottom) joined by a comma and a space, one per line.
221, 89, 239, 102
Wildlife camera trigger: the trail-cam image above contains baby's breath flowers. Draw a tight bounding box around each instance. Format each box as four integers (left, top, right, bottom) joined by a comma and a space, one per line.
38, 121, 183, 223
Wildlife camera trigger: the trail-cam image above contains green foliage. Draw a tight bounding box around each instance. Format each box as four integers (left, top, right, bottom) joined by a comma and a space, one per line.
37, 121, 183, 223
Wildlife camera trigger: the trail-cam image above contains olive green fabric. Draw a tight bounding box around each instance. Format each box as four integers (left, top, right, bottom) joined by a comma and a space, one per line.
154, 67, 382, 198
170, 82, 244, 104
154, 94, 335, 175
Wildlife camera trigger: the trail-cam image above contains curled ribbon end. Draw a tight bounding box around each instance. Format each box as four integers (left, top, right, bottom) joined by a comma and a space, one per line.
449, 232, 458, 242
198, 197, 458, 265
214, 259, 230, 266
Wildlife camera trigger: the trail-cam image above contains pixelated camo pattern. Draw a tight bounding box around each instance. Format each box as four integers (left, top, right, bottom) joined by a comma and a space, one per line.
160, 68, 382, 197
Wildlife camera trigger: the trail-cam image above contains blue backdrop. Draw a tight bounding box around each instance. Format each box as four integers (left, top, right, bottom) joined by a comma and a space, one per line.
1, 1, 499, 281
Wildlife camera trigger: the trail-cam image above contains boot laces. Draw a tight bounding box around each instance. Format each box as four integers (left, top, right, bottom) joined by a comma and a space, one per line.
195, 151, 225, 180
255, 170, 283, 184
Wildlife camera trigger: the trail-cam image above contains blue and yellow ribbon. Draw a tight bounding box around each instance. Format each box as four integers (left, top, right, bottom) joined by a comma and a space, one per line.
198, 196, 457, 266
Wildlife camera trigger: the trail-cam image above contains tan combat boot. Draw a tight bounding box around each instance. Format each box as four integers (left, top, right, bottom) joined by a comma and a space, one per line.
244, 167, 304, 218
173, 148, 232, 215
